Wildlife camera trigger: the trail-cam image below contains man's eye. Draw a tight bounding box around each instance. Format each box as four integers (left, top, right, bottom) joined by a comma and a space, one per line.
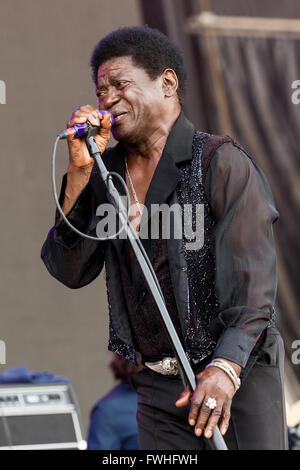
97, 90, 106, 97
117, 81, 126, 87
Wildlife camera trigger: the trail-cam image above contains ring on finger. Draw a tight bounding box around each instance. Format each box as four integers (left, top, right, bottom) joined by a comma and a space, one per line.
204, 397, 217, 410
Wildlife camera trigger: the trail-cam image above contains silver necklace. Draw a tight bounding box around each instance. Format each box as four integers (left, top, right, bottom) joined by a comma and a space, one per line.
125, 156, 143, 217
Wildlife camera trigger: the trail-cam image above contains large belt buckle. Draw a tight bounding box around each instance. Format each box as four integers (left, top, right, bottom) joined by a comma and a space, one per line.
162, 357, 178, 375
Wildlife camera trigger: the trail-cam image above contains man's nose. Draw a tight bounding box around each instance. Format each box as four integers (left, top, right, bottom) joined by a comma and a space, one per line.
103, 89, 121, 109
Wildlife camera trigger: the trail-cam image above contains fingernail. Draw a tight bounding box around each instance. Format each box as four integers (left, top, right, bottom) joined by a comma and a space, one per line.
189, 419, 195, 426
195, 428, 202, 437
205, 430, 212, 438
221, 427, 227, 435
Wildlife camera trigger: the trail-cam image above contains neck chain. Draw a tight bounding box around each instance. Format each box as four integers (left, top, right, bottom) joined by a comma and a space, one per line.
125, 156, 143, 217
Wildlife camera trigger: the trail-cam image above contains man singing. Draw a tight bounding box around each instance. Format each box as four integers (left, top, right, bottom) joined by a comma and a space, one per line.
41, 26, 287, 450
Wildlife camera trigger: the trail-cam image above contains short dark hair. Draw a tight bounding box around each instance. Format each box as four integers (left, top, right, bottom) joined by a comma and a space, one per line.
90, 25, 186, 104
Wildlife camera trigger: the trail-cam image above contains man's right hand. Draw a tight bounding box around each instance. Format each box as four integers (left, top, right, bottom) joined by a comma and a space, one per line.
66, 104, 112, 170
60, 105, 112, 217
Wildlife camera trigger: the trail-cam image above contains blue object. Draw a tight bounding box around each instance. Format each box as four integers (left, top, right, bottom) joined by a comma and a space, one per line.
87, 382, 138, 450
0, 365, 69, 384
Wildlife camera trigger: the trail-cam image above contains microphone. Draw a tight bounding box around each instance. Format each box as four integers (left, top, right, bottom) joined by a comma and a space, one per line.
58, 111, 114, 140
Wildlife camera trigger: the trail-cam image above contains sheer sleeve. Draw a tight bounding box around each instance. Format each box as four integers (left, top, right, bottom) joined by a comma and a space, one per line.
204, 142, 280, 368
41, 172, 105, 289
53, 172, 94, 248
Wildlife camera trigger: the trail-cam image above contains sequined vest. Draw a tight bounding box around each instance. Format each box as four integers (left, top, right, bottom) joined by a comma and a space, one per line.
107, 131, 246, 365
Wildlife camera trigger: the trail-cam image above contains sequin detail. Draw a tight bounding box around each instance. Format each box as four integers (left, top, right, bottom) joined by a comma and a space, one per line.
176, 131, 219, 365
106, 282, 136, 364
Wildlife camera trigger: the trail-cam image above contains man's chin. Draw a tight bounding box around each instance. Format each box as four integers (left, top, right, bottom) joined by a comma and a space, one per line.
112, 124, 134, 143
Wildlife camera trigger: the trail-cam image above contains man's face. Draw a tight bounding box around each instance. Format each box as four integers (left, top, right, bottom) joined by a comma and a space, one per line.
96, 56, 166, 143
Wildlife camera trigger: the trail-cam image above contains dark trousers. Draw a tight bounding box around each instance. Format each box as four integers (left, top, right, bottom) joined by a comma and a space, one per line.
131, 327, 288, 450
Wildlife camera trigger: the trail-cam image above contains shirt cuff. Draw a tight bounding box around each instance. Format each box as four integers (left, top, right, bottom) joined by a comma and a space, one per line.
54, 173, 93, 248
212, 327, 257, 368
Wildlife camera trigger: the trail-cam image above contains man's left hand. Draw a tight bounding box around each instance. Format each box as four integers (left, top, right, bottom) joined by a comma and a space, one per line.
175, 359, 241, 439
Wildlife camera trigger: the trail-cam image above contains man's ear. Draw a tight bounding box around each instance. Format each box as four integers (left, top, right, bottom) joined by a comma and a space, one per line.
161, 68, 178, 98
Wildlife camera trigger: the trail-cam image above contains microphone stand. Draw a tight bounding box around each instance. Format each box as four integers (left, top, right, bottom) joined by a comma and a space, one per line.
85, 130, 227, 451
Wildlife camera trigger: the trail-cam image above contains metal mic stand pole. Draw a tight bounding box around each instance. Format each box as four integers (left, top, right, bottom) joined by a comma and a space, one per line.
85, 132, 227, 451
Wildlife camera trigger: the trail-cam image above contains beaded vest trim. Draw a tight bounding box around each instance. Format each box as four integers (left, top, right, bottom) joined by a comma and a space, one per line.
175, 130, 218, 364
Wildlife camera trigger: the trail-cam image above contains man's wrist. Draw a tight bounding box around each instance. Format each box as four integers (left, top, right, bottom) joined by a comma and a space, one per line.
206, 357, 241, 392
214, 357, 242, 377
67, 162, 94, 175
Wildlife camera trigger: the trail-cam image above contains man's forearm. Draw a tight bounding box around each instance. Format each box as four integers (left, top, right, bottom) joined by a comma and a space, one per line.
60, 163, 94, 217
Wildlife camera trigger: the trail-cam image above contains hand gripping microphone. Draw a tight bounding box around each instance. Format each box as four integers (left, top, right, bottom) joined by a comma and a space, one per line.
57, 111, 114, 140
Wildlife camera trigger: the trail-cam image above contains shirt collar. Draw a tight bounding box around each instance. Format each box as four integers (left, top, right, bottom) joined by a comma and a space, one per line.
162, 110, 195, 164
